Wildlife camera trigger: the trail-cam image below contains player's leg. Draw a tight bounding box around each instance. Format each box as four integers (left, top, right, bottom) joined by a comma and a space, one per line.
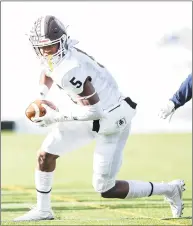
14, 121, 95, 221
92, 123, 185, 217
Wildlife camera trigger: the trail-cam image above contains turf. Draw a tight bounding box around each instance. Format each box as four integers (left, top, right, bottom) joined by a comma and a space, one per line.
1, 132, 192, 225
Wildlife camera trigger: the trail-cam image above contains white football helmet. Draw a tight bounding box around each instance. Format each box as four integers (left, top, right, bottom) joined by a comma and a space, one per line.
29, 15, 69, 71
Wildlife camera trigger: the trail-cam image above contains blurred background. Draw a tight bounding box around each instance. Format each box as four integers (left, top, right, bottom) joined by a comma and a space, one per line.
1, 1, 192, 134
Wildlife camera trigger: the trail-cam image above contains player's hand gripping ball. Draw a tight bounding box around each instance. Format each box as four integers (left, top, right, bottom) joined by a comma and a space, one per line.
25, 99, 57, 121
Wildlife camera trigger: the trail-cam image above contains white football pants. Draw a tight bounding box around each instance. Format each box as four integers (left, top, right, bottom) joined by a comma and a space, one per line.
41, 100, 135, 193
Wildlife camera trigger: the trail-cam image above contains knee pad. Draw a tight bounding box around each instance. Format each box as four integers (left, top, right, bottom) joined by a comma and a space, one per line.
92, 174, 116, 193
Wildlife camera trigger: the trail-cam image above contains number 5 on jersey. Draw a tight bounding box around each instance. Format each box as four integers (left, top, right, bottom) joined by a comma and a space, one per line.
70, 77, 82, 88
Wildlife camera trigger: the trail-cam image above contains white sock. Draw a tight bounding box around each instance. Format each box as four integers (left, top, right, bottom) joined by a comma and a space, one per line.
35, 170, 54, 211
152, 182, 172, 196
126, 180, 172, 199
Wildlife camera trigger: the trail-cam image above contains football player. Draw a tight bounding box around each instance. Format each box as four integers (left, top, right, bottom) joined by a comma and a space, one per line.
14, 15, 185, 221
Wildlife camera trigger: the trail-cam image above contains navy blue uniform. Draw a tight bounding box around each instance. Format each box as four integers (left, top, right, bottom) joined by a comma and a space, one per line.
170, 74, 192, 109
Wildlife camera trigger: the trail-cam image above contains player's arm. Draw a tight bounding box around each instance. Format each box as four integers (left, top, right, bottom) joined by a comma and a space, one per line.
56, 75, 105, 121
54, 66, 105, 121
170, 73, 192, 109
38, 71, 53, 99
159, 73, 192, 119
33, 70, 105, 125
77, 76, 99, 106
65, 76, 105, 121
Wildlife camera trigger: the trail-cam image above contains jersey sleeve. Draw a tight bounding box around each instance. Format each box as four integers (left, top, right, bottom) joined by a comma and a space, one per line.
170, 73, 192, 109
61, 64, 88, 95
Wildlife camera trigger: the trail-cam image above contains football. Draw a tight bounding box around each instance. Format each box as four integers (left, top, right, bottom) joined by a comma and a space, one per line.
25, 99, 57, 121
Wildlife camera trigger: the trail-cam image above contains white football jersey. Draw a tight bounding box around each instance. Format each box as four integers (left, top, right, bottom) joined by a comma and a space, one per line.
44, 47, 124, 110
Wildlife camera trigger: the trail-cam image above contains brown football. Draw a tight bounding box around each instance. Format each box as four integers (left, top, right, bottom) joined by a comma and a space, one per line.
25, 99, 57, 121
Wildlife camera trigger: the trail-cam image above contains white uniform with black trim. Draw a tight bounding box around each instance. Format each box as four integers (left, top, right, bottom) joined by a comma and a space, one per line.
45, 47, 123, 109
41, 47, 136, 193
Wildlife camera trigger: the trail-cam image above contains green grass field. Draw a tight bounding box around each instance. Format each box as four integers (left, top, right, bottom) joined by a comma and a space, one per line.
1, 132, 192, 225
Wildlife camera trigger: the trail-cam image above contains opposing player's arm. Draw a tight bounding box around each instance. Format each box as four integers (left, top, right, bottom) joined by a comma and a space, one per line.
170, 73, 192, 109
159, 73, 192, 120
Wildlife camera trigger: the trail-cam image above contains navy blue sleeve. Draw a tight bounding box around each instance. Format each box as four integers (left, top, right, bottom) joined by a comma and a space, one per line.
170, 73, 192, 109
